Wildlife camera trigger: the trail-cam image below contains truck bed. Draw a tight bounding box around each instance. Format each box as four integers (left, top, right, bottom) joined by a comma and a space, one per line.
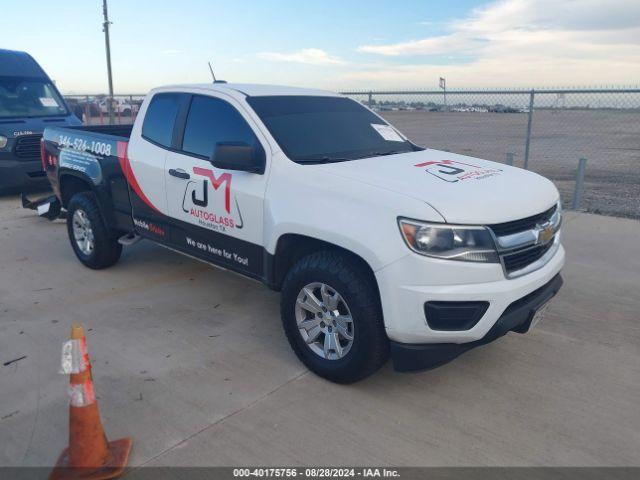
42, 124, 135, 234
62, 123, 133, 139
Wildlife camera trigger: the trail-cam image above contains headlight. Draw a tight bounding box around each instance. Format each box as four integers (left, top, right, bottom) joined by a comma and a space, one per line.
398, 218, 499, 263
0, 135, 7, 149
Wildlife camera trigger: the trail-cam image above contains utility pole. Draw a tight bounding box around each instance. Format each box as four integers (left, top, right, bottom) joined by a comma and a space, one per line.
102, 0, 114, 125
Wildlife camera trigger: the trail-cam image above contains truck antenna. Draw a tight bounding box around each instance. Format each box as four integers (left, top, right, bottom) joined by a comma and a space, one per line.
208, 62, 217, 83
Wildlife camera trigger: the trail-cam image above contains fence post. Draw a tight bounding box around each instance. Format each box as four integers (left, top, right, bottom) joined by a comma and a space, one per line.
523, 89, 535, 170
367, 91, 373, 108
506, 152, 514, 166
572, 158, 587, 210
84, 95, 90, 125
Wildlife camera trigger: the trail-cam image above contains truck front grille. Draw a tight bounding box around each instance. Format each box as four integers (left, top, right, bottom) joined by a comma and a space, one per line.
502, 241, 554, 274
489, 204, 557, 237
488, 204, 561, 278
14, 134, 43, 161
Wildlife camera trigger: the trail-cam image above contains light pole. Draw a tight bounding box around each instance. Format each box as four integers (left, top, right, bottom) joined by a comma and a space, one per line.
439, 77, 447, 111
102, 0, 114, 125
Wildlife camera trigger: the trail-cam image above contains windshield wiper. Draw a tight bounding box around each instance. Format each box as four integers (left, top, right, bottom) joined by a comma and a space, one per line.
296, 156, 353, 164
297, 150, 409, 164
356, 150, 408, 159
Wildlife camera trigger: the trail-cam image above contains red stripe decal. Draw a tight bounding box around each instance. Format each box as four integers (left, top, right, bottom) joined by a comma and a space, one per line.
117, 141, 160, 212
415, 159, 481, 168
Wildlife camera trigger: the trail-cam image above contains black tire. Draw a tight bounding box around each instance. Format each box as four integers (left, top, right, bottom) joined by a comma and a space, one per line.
66, 192, 122, 269
281, 251, 389, 383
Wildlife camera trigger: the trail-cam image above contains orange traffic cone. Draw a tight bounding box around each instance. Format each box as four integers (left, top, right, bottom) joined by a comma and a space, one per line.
50, 324, 132, 480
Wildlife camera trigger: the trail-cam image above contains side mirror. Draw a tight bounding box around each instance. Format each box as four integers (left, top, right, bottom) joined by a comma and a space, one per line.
210, 141, 265, 174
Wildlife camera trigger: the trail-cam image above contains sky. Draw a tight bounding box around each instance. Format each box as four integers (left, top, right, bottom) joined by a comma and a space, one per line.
2, 0, 639, 94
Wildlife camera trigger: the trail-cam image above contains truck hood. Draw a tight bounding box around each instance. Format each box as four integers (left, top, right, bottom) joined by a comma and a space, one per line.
318, 149, 559, 224
0, 115, 81, 138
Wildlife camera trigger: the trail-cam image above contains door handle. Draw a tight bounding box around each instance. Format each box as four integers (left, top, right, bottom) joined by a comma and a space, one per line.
169, 168, 190, 180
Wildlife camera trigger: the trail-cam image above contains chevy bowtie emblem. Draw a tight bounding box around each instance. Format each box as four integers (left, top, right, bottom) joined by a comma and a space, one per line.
537, 222, 555, 244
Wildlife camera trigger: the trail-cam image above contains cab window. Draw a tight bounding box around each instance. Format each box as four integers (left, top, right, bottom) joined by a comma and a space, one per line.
141, 93, 181, 148
181, 95, 258, 159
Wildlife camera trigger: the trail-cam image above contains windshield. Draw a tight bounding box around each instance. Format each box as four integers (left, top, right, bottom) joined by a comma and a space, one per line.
246, 95, 418, 163
0, 76, 68, 119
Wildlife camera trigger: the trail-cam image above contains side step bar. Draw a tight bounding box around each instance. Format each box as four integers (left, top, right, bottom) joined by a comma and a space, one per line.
118, 233, 142, 246
21, 193, 63, 220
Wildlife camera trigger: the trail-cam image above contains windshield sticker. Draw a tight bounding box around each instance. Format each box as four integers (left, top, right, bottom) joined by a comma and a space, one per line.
415, 160, 502, 183
371, 124, 405, 142
39, 97, 59, 107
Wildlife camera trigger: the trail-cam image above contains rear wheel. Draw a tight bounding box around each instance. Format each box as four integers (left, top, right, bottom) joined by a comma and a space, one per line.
281, 251, 389, 383
66, 192, 122, 269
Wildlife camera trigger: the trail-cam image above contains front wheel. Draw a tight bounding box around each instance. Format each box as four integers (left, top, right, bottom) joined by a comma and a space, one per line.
280, 251, 389, 383
66, 192, 122, 269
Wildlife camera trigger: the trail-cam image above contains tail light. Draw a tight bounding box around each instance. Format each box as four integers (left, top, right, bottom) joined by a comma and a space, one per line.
40, 139, 58, 170
40, 139, 46, 171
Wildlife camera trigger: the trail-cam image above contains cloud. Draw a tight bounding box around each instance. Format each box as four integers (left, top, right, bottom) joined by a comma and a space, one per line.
258, 48, 345, 66
161, 49, 182, 55
351, 0, 640, 87
340, 56, 640, 89
359, 0, 640, 57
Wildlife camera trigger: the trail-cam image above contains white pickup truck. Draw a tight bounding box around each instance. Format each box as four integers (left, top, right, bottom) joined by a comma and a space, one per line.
39, 83, 564, 383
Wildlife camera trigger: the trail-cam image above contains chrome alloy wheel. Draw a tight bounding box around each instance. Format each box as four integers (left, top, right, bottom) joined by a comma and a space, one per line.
295, 282, 354, 360
72, 209, 95, 255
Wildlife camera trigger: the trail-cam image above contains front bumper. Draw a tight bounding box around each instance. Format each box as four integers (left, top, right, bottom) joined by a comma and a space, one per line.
376, 241, 565, 345
0, 157, 49, 193
390, 274, 563, 371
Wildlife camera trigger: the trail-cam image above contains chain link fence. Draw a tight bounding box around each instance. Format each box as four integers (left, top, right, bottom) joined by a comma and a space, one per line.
64, 94, 146, 126
64, 89, 640, 218
340, 88, 640, 218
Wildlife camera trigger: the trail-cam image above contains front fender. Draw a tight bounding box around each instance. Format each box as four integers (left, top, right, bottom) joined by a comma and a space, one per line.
268, 223, 384, 272
264, 155, 445, 272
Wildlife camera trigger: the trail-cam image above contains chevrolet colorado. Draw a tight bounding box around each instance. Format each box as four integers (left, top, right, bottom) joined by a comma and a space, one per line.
39, 83, 564, 383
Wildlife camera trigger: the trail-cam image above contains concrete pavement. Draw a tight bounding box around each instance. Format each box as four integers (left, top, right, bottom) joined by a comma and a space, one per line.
0, 195, 638, 467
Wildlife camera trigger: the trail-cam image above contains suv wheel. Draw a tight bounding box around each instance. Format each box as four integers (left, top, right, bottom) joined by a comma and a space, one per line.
66, 192, 122, 269
281, 251, 389, 383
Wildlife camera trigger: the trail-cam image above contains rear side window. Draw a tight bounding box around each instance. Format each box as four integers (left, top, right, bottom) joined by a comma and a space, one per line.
181, 95, 258, 159
142, 93, 181, 148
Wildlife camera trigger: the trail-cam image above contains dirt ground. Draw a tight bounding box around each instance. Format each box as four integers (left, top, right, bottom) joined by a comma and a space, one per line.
1, 196, 640, 467
383, 110, 640, 218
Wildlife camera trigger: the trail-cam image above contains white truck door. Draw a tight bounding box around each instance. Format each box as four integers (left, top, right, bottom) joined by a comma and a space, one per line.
124, 92, 186, 241
164, 93, 269, 278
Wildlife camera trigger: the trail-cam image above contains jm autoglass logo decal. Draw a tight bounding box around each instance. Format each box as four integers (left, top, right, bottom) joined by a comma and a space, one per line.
415, 160, 502, 183
181, 167, 244, 231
